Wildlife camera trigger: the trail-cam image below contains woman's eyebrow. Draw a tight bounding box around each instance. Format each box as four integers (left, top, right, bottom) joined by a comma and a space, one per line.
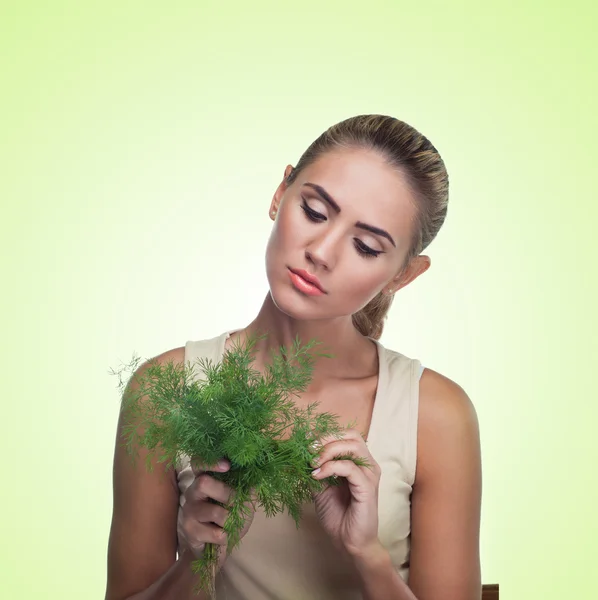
302, 182, 397, 247
355, 221, 396, 247
303, 182, 341, 212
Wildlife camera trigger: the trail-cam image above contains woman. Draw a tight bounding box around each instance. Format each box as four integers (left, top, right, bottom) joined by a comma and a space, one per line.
105, 115, 482, 600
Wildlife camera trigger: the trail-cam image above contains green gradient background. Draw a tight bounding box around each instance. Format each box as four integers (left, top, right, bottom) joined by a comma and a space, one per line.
1, 1, 596, 598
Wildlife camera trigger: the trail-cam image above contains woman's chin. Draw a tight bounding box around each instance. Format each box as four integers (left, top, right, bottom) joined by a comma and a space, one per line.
268, 286, 325, 322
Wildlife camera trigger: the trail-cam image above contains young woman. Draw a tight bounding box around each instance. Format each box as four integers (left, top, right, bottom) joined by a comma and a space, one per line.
105, 115, 482, 600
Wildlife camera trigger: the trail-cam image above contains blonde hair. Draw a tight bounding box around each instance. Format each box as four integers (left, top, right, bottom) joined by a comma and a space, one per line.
286, 114, 449, 340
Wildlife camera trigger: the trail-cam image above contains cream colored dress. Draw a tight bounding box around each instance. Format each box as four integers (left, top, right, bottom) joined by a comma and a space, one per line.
175, 330, 423, 599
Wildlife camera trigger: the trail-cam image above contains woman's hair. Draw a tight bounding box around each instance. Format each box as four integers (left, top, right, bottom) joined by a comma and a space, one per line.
285, 114, 449, 340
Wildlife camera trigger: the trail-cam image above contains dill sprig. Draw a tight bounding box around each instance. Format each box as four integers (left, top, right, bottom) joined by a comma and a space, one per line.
110, 332, 370, 596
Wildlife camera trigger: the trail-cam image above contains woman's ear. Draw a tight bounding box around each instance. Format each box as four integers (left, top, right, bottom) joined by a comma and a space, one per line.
269, 164, 294, 220
389, 255, 431, 292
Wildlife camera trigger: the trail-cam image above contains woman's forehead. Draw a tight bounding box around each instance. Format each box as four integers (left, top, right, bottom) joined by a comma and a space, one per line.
294, 148, 417, 237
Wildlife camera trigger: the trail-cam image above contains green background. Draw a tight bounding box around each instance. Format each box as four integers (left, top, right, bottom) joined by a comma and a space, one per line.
1, 1, 596, 598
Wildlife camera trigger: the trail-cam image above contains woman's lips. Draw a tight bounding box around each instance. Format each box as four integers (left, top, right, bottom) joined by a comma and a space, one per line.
288, 268, 325, 296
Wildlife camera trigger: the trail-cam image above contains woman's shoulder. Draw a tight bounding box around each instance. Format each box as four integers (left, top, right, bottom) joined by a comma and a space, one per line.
415, 366, 480, 482
378, 339, 473, 413
128, 347, 185, 380
418, 367, 477, 428
141, 331, 228, 372
154, 346, 186, 364
378, 339, 478, 453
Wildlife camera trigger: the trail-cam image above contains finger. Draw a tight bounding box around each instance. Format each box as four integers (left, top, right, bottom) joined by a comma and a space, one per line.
309, 428, 365, 453
191, 473, 235, 506
311, 438, 364, 461
183, 499, 229, 528
181, 516, 228, 553
190, 457, 230, 477
312, 440, 378, 477
312, 459, 373, 500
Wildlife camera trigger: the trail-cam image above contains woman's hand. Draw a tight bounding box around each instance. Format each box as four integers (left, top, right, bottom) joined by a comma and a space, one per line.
178, 458, 256, 570
311, 429, 383, 559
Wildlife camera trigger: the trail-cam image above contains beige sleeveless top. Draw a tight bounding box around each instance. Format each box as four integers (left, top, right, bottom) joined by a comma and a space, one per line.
176, 330, 423, 599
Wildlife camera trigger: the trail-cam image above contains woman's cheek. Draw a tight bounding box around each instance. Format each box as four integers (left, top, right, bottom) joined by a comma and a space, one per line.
346, 271, 388, 305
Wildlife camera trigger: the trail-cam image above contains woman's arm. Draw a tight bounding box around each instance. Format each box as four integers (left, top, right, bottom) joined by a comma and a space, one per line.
104, 347, 211, 600
407, 369, 483, 600
114, 549, 213, 600
312, 368, 481, 600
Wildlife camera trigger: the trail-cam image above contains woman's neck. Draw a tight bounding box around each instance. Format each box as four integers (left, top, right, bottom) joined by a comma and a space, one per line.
229, 292, 378, 386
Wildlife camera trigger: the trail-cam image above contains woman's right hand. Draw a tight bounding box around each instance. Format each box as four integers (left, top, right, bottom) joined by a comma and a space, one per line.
178, 458, 256, 570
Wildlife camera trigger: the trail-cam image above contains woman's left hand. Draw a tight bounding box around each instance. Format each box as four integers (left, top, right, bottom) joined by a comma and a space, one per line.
310, 428, 382, 558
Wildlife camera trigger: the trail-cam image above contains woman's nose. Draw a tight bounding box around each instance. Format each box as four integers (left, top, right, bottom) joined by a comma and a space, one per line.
305, 233, 340, 271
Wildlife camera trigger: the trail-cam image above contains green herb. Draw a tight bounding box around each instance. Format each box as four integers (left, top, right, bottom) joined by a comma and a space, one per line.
110, 332, 369, 597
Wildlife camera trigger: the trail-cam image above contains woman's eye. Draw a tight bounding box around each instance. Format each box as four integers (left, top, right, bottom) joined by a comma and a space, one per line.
301, 200, 326, 222
354, 238, 383, 258
300, 199, 382, 258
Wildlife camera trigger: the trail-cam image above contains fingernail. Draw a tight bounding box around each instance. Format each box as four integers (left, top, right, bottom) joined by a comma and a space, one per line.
312, 468, 321, 477
217, 459, 229, 470
310, 441, 322, 451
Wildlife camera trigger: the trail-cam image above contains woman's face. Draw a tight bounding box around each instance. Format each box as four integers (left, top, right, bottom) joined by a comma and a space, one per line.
265, 147, 419, 323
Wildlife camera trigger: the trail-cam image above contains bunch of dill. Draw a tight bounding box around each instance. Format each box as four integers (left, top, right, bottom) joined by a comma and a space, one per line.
111, 333, 369, 597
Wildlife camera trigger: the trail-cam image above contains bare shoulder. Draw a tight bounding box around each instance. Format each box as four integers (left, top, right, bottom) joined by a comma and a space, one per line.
121, 346, 187, 410
419, 367, 478, 427
416, 367, 480, 481
142, 345, 186, 369
408, 368, 482, 598
122, 345, 188, 393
